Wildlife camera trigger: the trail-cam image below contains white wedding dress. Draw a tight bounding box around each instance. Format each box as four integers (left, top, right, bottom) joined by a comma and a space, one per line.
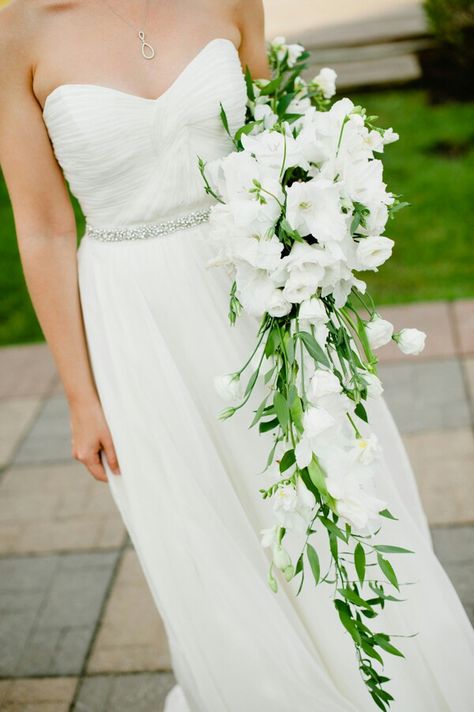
42, 37, 474, 711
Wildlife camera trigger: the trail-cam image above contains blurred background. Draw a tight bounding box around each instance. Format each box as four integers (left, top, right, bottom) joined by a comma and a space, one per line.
0, 1, 473, 711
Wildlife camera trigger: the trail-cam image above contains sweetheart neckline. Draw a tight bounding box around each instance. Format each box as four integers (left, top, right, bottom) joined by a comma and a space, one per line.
42, 37, 239, 116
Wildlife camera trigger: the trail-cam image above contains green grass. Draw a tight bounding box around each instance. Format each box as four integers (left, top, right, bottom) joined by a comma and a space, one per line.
1, 89, 473, 345
353, 89, 474, 305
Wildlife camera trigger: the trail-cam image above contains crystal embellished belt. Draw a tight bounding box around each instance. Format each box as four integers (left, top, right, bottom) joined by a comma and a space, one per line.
85, 207, 211, 242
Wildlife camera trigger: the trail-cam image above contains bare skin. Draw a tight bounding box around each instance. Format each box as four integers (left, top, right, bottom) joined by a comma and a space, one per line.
0, 0, 270, 482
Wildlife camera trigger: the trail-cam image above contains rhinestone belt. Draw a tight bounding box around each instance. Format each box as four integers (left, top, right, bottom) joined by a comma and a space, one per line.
85, 207, 211, 242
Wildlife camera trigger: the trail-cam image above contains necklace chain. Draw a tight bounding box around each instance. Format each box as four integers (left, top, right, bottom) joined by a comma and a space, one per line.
101, 0, 156, 60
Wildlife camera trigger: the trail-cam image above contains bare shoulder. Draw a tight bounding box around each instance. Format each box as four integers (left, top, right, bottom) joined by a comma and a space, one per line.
0, 1, 39, 87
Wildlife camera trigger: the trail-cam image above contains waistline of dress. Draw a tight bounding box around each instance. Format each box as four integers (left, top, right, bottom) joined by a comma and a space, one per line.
84, 207, 212, 243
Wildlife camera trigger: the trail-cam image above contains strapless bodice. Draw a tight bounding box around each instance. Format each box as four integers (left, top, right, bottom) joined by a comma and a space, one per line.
42, 38, 246, 228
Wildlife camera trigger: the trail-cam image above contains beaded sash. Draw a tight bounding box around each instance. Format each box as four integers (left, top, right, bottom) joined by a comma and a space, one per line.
85, 207, 211, 242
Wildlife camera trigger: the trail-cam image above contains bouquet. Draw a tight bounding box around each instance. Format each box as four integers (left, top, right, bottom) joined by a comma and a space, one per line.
199, 37, 426, 711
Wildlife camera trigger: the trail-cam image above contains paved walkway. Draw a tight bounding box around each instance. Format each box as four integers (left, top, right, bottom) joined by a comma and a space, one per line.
0, 298, 473, 710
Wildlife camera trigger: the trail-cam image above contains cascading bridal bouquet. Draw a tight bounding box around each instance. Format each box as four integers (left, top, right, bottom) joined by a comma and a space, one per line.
199, 37, 426, 710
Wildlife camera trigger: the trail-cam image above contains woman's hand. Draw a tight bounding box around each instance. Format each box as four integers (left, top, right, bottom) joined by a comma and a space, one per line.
69, 398, 121, 482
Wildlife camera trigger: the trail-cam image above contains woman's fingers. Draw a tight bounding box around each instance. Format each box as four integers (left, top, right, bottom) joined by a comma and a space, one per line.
101, 434, 121, 475
73, 446, 108, 482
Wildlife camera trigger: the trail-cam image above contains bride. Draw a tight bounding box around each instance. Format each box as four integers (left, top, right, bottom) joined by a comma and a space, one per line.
1, 1, 473, 710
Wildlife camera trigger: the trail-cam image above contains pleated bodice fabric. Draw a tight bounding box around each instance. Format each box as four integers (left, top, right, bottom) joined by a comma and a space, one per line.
42, 38, 246, 228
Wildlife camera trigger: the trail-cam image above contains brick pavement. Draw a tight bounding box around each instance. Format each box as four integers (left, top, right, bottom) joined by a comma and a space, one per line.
0, 299, 473, 710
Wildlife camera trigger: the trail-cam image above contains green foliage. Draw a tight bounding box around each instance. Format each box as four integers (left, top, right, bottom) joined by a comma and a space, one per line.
424, 0, 474, 45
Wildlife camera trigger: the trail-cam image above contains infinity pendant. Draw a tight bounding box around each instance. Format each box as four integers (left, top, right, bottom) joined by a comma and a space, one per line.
138, 30, 155, 60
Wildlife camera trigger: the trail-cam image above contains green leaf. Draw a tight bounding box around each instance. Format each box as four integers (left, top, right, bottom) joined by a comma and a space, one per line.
244, 65, 255, 101
264, 328, 279, 358
338, 587, 373, 610
273, 391, 290, 432
294, 553, 304, 576
244, 369, 259, 397
277, 92, 296, 115
289, 392, 304, 433
329, 531, 339, 560
373, 634, 405, 658
259, 75, 283, 95
285, 332, 295, 364
336, 605, 362, 645
360, 639, 384, 665
297, 331, 330, 367
264, 364, 276, 385
219, 102, 231, 139
299, 467, 320, 500
355, 402, 368, 423
319, 515, 347, 542
354, 542, 366, 586
379, 508, 398, 521
235, 121, 261, 143
249, 395, 269, 428
374, 545, 414, 555
377, 553, 399, 590
307, 456, 330, 498
259, 417, 279, 433
306, 543, 320, 585
279, 449, 296, 473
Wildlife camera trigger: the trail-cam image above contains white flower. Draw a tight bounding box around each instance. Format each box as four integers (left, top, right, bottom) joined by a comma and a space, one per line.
282, 263, 324, 303
309, 370, 342, 400
236, 265, 292, 318
298, 297, 328, 324
335, 490, 387, 531
273, 480, 316, 533
254, 103, 278, 130
295, 436, 313, 468
303, 406, 336, 438
323, 455, 387, 531
383, 127, 399, 145
363, 372, 384, 398
286, 179, 346, 243
261, 525, 279, 549
232, 234, 283, 271
241, 130, 309, 172
350, 434, 382, 465
313, 67, 337, 99
214, 373, 242, 402
396, 328, 426, 355
362, 204, 389, 237
356, 236, 394, 271
365, 316, 394, 350
364, 130, 385, 153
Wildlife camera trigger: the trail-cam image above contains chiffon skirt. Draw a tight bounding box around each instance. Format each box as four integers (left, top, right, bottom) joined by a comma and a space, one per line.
77, 223, 474, 712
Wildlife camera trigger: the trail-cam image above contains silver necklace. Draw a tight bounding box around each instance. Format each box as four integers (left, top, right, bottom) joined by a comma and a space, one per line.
102, 0, 156, 60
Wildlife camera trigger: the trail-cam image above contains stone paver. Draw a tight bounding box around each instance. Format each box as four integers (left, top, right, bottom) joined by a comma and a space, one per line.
0, 677, 77, 712
463, 358, 474, 405
377, 301, 457, 363
0, 397, 41, 470
0, 552, 119, 677
403, 428, 474, 526
0, 343, 56, 401
74, 672, 175, 712
432, 526, 474, 624
379, 358, 471, 434
13, 395, 72, 465
88, 550, 171, 674
452, 300, 474, 356
0, 462, 125, 554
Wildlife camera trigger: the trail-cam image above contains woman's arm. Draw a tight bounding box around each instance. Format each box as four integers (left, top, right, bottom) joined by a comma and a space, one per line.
233, 0, 271, 79
0, 11, 119, 481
